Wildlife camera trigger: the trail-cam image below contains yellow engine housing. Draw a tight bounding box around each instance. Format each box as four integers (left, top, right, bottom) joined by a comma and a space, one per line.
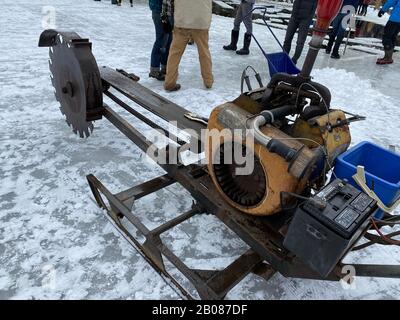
206, 96, 351, 217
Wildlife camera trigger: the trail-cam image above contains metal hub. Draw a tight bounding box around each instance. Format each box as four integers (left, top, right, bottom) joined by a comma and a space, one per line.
213, 142, 267, 208
45, 31, 103, 138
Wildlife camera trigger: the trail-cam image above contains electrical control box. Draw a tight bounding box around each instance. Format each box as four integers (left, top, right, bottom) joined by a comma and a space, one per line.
283, 179, 378, 278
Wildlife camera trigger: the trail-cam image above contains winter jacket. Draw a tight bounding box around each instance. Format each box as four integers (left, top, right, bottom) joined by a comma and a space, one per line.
149, 0, 162, 13
174, 0, 212, 30
292, 0, 318, 21
382, 0, 400, 23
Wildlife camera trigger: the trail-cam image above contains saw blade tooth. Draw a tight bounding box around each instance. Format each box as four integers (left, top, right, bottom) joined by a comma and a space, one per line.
72, 127, 78, 135
88, 122, 94, 132
79, 130, 84, 138
49, 57, 55, 68
50, 78, 55, 89
84, 128, 90, 138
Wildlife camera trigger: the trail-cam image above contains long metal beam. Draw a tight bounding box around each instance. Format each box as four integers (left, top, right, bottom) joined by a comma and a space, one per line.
100, 66, 206, 141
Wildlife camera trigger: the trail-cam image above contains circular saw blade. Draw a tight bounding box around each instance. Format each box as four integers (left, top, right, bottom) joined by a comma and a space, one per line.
49, 33, 102, 138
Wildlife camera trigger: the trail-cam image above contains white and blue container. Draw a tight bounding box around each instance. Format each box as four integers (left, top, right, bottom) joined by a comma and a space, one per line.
333, 141, 400, 219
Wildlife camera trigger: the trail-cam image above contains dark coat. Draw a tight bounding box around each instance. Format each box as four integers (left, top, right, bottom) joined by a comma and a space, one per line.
292, 0, 318, 21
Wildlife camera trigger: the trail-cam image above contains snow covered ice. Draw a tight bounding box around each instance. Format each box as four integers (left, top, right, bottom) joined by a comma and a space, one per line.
0, 0, 400, 299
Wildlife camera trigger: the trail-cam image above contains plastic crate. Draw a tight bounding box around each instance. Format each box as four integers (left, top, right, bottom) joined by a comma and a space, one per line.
333, 141, 400, 219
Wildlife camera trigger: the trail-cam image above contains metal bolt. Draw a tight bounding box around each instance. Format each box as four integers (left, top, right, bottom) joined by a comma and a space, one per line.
62, 81, 74, 97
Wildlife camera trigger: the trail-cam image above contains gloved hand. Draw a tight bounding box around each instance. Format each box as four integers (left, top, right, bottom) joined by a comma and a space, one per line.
378, 10, 385, 17
161, 14, 172, 33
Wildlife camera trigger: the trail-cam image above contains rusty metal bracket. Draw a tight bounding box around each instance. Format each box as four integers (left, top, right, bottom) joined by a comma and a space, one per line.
86, 174, 276, 300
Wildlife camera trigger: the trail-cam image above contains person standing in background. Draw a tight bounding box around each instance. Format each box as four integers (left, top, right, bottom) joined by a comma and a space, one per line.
325, 0, 359, 59
117, 0, 133, 6
223, 0, 255, 55
283, 0, 317, 65
149, 0, 173, 81
164, 0, 213, 92
162, 0, 194, 45
357, 0, 364, 14
360, 0, 371, 16
377, 0, 400, 64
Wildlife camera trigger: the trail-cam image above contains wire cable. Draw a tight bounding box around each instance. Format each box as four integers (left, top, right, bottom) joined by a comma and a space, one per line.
370, 218, 400, 246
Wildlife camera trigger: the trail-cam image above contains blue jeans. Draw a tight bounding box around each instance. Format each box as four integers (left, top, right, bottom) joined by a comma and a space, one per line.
151, 12, 172, 69
329, 13, 347, 53
330, 13, 346, 43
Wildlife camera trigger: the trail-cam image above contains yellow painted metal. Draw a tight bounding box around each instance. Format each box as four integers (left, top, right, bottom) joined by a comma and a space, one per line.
291, 110, 351, 165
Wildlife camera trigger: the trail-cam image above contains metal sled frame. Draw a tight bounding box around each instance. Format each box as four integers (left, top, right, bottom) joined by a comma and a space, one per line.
81, 67, 400, 300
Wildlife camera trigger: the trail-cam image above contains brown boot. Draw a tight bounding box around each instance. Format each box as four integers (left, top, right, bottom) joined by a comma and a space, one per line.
165, 84, 181, 92
377, 49, 394, 65
204, 80, 213, 89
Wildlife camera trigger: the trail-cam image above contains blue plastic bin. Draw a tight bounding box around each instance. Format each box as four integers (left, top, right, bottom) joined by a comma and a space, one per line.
333, 141, 400, 219
265, 52, 301, 77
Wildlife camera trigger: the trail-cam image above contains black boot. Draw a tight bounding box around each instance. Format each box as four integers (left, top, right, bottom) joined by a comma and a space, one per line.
330, 41, 341, 59
149, 68, 165, 81
330, 51, 341, 59
236, 33, 252, 55
223, 30, 239, 51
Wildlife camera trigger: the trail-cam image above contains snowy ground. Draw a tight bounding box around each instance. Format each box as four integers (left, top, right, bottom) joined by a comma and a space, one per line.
0, 0, 399, 300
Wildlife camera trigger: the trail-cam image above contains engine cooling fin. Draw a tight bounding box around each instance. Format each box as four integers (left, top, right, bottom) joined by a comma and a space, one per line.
213, 142, 267, 208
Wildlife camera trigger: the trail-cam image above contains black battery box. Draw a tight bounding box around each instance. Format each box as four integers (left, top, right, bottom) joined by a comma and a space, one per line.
283, 179, 377, 278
